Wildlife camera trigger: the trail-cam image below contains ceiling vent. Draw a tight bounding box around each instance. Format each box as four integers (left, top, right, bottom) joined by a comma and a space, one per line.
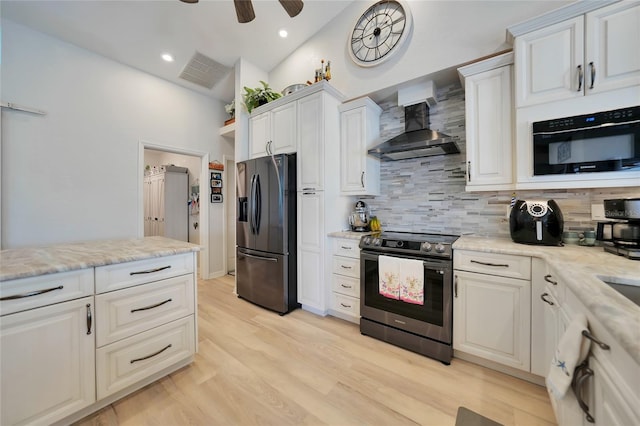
179, 51, 230, 89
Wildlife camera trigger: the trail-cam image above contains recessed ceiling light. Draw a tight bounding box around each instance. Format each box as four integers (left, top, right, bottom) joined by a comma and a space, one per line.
162, 53, 174, 62
279, 29, 288, 38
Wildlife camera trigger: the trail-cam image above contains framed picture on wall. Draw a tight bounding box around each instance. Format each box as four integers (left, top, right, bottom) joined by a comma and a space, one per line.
211, 172, 222, 180
211, 187, 222, 194
211, 179, 222, 188
211, 194, 223, 203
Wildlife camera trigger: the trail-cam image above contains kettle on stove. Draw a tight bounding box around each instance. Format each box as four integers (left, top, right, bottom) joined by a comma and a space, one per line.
348, 200, 371, 232
509, 199, 564, 246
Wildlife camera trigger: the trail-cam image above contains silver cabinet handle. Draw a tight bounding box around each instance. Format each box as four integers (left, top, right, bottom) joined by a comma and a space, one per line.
129, 265, 171, 276
340, 303, 352, 308
582, 330, 610, 350
130, 344, 172, 364
454, 275, 458, 298
544, 274, 557, 286
573, 362, 595, 423
589, 62, 595, 89
577, 65, 584, 91
340, 265, 352, 269
340, 284, 352, 289
467, 161, 471, 182
470, 260, 509, 267
0, 285, 63, 301
340, 246, 352, 250
131, 298, 172, 313
540, 292, 554, 306
360, 171, 365, 188
86, 304, 92, 335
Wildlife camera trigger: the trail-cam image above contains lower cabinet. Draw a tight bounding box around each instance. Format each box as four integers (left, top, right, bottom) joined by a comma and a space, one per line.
297, 191, 325, 313
453, 250, 532, 371
1, 296, 96, 426
329, 237, 361, 323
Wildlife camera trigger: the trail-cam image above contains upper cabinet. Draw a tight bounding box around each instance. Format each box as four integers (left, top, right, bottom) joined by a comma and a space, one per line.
458, 52, 514, 191
297, 92, 325, 191
249, 101, 297, 158
339, 97, 382, 196
514, 1, 640, 108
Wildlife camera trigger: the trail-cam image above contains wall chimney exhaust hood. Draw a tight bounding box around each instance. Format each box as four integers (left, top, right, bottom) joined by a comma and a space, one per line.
368, 102, 460, 161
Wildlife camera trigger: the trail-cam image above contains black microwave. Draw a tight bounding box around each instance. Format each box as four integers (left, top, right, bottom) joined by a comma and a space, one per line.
532, 106, 640, 175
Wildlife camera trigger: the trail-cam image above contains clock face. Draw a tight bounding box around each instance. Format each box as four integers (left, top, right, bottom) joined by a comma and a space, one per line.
349, 0, 412, 67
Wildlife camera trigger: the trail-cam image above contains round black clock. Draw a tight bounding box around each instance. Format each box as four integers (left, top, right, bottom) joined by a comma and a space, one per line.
349, 0, 413, 67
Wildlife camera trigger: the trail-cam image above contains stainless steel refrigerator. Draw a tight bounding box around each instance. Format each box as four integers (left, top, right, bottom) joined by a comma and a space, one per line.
236, 153, 298, 314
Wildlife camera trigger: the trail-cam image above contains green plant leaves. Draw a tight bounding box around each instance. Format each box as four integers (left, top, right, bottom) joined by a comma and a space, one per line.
242, 81, 282, 113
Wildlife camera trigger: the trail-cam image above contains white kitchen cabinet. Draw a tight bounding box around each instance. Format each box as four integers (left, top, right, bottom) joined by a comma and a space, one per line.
1, 296, 95, 426
339, 97, 382, 196
297, 92, 325, 191
458, 52, 514, 191
514, 1, 640, 107
297, 191, 325, 312
590, 356, 640, 426
329, 237, 361, 323
144, 169, 188, 241
453, 250, 531, 371
249, 101, 297, 159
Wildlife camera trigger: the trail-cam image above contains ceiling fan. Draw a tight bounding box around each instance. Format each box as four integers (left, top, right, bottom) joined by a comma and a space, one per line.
180, 0, 304, 24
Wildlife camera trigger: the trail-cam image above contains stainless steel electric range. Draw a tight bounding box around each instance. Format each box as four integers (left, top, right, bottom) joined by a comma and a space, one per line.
359, 231, 459, 364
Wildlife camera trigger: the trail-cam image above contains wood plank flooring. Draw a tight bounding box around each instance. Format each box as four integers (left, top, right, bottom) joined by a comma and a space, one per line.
75, 275, 556, 426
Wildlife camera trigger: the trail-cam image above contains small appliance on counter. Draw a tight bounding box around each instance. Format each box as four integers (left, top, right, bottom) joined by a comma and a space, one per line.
348, 200, 371, 232
597, 198, 640, 260
509, 199, 564, 246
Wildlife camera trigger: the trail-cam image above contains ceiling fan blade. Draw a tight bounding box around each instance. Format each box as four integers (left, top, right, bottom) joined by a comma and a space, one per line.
279, 0, 304, 18
234, 0, 255, 23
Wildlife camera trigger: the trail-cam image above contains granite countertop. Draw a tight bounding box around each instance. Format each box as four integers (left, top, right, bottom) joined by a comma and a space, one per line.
453, 235, 640, 364
328, 230, 374, 240
0, 236, 201, 282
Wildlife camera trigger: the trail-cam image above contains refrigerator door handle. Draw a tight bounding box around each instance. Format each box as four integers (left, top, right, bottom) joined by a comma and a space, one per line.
255, 174, 262, 234
249, 174, 257, 234
241, 252, 278, 262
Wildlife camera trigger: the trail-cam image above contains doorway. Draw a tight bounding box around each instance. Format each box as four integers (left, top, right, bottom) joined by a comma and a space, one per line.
139, 141, 209, 279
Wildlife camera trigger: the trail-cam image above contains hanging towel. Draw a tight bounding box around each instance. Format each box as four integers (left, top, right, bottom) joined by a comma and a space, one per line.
379, 255, 400, 300
399, 258, 425, 305
546, 313, 591, 399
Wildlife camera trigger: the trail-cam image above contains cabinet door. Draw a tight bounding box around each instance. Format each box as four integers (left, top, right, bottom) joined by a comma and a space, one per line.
271, 101, 297, 154
453, 270, 531, 371
297, 93, 324, 191
531, 281, 560, 377
515, 16, 584, 107
1, 297, 95, 426
249, 112, 270, 158
465, 65, 513, 189
591, 356, 640, 426
297, 191, 325, 311
586, 2, 640, 95
340, 107, 367, 192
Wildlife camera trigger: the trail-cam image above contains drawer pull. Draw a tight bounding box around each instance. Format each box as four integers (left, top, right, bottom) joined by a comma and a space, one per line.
340, 303, 352, 308
0, 285, 64, 301
340, 246, 352, 250
544, 274, 558, 286
581, 330, 610, 350
131, 298, 173, 313
470, 260, 509, 268
129, 265, 171, 276
573, 362, 595, 423
340, 284, 352, 289
86, 304, 92, 335
540, 293, 554, 306
340, 265, 352, 269
130, 344, 172, 364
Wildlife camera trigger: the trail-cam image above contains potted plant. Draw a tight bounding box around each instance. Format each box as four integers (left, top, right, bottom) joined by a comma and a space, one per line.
242, 81, 282, 113
224, 99, 235, 125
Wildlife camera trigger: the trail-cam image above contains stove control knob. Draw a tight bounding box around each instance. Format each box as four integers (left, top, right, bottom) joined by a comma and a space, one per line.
373, 238, 382, 246
421, 242, 432, 252
435, 243, 446, 253
362, 236, 371, 246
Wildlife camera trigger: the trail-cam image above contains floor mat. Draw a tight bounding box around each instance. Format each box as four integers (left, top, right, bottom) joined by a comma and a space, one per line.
455, 407, 503, 426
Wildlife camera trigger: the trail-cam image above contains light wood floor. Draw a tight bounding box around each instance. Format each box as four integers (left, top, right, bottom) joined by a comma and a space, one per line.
75, 275, 556, 426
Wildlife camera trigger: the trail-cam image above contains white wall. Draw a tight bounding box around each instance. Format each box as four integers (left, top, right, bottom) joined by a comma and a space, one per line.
268, 0, 571, 100
1, 20, 233, 278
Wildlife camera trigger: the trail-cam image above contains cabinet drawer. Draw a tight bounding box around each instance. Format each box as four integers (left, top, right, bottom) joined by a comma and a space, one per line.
0, 269, 94, 316
331, 293, 360, 318
454, 250, 531, 280
96, 315, 195, 399
332, 256, 359, 278
96, 274, 195, 347
95, 253, 194, 293
332, 274, 360, 298
333, 239, 360, 259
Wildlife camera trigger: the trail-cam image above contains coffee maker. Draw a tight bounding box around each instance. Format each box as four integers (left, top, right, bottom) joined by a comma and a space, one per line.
597, 198, 640, 260
348, 200, 371, 232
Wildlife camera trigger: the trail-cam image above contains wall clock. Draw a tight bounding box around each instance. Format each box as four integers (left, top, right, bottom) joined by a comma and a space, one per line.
349, 0, 413, 67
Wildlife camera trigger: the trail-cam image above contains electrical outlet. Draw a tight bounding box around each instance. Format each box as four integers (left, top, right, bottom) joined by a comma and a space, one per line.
591, 204, 606, 221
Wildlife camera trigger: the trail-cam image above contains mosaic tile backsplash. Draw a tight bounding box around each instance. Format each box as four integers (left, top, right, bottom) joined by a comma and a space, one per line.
364, 84, 639, 238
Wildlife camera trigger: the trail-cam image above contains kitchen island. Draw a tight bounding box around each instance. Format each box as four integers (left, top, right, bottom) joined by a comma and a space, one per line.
0, 237, 200, 426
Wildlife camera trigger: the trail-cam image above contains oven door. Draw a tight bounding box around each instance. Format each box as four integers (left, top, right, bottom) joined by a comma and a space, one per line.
360, 250, 452, 344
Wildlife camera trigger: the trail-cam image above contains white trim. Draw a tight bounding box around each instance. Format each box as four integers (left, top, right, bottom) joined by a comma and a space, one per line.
222, 154, 235, 277
457, 52, 514, 86
138, 140, 210, 279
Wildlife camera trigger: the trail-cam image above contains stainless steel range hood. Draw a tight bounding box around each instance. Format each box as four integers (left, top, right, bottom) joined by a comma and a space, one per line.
368, 102, 460, 161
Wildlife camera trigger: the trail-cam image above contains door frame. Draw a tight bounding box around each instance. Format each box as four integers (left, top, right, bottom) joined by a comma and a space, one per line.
223, 154, 235, 275
138, 140, 210, 279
